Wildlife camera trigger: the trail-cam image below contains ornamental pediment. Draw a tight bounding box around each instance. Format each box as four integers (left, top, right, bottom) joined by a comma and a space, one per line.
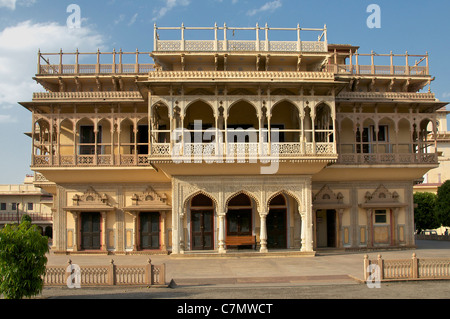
126, 186, 171, 211
64, 187, 114, 211
364, 184, 399, 204
313, 185, 344, 204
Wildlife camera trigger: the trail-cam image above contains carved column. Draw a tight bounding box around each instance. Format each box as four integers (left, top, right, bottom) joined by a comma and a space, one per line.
393, 208, 400, 246
259, 208, 268, 253
179, 212, 185, 254
132, 212, 138, 251
338, 208, 344, 248
73, 212, 79, 252
301, 188, 314, 251
101, 212, 107, 251
161, 212, 166, 251
366, 209, 373, 248
218, 213, 226, 253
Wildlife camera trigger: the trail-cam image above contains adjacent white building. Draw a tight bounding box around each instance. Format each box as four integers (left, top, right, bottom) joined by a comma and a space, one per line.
0, 175, 53, 237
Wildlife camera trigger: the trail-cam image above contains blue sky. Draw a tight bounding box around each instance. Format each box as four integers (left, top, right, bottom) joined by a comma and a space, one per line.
0, 0, 449, 184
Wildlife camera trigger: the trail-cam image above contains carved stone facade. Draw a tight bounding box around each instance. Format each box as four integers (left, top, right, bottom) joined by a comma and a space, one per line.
25, 24, 446, 255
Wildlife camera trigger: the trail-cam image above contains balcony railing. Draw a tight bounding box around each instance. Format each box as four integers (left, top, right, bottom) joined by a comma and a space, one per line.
327, 51, 430, 76
37, 50, 155, 76
32, 142, 337, 167
337, 153, 438, 165
0, 212, 52, 222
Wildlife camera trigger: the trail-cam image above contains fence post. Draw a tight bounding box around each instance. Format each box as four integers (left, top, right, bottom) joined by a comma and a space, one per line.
377, 254, 384, 280
65, 259, 72, 284
412, 253, 419, 279
363, 255, 369, 281
109, 259, 116, 285
145, 258, 153, 285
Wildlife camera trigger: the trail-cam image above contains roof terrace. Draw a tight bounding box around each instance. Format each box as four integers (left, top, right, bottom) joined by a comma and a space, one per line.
153, 23, 328, 53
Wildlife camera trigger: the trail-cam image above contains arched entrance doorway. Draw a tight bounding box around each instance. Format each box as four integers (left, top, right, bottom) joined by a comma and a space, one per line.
267, 194, 287, 249
226, 193, 253, 248
190, 194, 214, 250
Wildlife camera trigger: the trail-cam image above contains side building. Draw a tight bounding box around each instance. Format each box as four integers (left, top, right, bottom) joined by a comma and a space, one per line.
0, 175, 53, 238
22, 24, 446, 255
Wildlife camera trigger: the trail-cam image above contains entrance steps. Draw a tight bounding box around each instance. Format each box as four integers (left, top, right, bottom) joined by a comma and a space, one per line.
170, 249, 316, 258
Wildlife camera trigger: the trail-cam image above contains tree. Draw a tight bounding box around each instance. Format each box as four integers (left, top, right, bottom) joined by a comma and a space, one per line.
20, 214, 32, 224
435, 180, 450, 227
0, 220, 49, 299
413, 192, 439, 233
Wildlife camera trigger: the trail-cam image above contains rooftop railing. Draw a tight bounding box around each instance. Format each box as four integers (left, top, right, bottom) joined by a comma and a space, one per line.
328, 51, 430, 76
153, 23, 328, 53
37, 49, 155, 75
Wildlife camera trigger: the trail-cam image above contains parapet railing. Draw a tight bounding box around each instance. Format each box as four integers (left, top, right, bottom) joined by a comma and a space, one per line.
37, 50, 155, 75
327, 51, 430, 76
153, 23, 328, 53
0, 212, 52, 222
364, 254, 450, 281
44, 259, 166, 286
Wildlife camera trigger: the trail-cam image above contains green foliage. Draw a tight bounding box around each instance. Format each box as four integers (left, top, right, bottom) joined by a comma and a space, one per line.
435, 180, 450, 227
0, 221, 49, 299
20, 214, 32, 225
414, 192, 439, 232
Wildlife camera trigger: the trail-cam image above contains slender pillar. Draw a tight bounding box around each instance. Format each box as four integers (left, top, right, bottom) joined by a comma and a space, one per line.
161, 212, 166, 251
179, 213, 185, 254
338, 208, 344, 248
133, 213, 138, 251
218, 213, 226, 253
259, 209, 268, 253
101, 212, 107, 251
73, 212, 79, 252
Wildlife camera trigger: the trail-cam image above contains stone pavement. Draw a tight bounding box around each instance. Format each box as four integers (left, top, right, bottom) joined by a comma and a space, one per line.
46, 240, 450, 287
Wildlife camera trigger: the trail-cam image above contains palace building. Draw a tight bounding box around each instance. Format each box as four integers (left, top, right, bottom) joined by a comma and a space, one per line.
21, 23, 447, 255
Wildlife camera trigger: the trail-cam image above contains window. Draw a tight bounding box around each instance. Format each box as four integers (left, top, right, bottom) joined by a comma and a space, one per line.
356, 125, 390, 154
79, 125, 102, 155
27, 202, 33, 211
11, 203, 17, 211
0, 203, 6, 211
375, 209, 387, 224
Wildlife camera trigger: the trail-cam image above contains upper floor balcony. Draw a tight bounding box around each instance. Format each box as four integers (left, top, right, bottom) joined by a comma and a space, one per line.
335, 110, 439, 166
30, 98, 337, 168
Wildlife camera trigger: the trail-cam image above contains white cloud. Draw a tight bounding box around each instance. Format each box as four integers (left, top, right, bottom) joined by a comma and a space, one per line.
0, 20, 105, 114
0, 114, 16, 123
0, 0, 15, 9
153, 0, 190, 21
247, 0, 282, 16
128, 13, 138, 26
0, 0, 36, 10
